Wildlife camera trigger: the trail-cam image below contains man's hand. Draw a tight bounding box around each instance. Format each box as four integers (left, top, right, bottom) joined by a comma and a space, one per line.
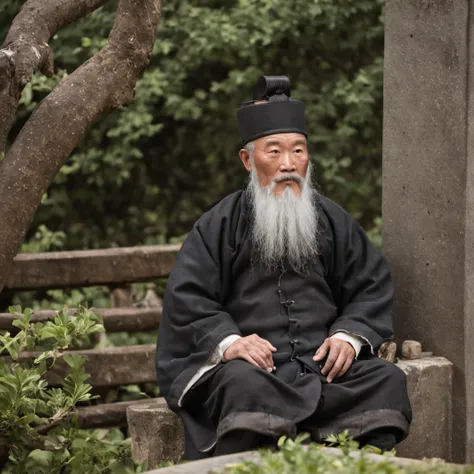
223, 334, 277, 372
313, 338, 355, 383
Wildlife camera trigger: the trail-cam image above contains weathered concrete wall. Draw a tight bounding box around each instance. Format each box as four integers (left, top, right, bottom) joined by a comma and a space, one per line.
383, 0, 474, 463
128, 357, 453, 469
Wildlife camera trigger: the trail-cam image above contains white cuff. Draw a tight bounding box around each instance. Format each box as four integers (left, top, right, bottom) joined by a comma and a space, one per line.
212, 334, 242, 363
330, 331, 365, 358
177, 334, 241, 407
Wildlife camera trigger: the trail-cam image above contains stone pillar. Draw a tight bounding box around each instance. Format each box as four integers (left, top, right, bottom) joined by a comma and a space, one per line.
382, 0, 474, 463
127, 400, 185, 468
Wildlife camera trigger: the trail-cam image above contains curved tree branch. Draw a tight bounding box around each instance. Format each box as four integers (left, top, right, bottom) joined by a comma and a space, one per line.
0, 0, 162, 292
0, 0, 110, 155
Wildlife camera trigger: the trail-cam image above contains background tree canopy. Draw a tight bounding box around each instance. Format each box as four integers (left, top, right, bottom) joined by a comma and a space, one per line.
1, 0, 384, 255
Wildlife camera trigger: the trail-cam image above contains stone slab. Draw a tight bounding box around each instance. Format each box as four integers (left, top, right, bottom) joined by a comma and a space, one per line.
145, 452, 261, 474
143, 446, 469, 474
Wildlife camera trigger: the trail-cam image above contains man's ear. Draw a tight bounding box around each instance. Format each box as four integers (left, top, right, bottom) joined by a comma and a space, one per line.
239, 149, 252, 172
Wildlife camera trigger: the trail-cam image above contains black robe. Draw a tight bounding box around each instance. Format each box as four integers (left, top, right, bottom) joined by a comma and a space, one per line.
156, 190, 411, 458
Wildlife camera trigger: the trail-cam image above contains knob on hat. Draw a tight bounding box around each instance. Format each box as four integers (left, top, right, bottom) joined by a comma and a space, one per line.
253, 76, 291, 101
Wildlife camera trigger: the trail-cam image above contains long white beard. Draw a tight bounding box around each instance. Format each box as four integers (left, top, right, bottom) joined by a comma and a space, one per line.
248, 163, 319, 274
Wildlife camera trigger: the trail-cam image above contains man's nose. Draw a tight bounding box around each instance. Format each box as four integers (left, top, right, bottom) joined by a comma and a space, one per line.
279, 152, 296, 171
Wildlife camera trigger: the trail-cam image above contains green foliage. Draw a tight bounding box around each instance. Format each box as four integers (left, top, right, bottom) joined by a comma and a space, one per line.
4, 429, 147, 474
19, 224, 67, 254
13, 287, 112, 314
2, 0, 385, 257
0, 306, 142, 473
220, 432, 474, 474
0, 306, 104, 360
0, 306, 100, 444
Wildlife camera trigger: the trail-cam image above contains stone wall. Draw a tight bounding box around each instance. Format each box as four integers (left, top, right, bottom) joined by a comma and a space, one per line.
383, 0, 474, 463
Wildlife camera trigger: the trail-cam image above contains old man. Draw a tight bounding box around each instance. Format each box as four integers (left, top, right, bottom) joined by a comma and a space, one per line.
156, 76, 412, 459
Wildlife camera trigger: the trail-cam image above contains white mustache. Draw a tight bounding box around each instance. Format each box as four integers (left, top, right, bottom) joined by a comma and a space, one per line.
273, 173, 303, 184
270, 174, 303, 192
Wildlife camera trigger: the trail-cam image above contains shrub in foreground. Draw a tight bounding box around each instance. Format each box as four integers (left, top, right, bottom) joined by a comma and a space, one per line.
0, 306, 146, 473
218, 433, 474, 474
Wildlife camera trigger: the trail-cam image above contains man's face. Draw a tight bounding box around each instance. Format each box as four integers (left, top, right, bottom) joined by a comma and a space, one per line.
239, 133, 309, 196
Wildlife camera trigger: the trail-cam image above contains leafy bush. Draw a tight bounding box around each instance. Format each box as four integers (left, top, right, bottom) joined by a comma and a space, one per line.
0, 306, 145, 473
219, 433, 474, 474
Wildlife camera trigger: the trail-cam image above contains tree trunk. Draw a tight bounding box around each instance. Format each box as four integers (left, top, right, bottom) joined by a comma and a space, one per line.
0, 0, 110, 155
0, 0, 162, 292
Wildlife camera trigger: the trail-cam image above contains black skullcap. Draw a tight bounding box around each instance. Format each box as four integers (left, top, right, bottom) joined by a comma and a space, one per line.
237, 75, 307, 145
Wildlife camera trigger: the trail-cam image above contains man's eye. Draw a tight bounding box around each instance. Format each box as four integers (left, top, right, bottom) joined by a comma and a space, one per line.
270, 150, 280, 155
295, 148, 303, 154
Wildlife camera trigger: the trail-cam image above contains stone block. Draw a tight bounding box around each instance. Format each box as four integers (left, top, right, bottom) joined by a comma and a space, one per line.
401, 340, 422, 360
396, 357, 453, 460
127, 399, 185, 468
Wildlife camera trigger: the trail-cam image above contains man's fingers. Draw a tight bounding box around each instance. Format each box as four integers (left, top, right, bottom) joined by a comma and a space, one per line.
326, 352, 347, 383
247, 340, 274, 370
336, 356, 353, 379
313, 339, 329, 361
243, 340, 273, 368
262, 351, 275, 369
256, 342, 275, 365
264, 340, 277, 352
250, 349, 273, 371
252, 340, 274, 364
255, 336, 277, 352
242, 354, 261, 369
227, 335, 276, 371
321, 346, 340, 376
257, 347, 274, 370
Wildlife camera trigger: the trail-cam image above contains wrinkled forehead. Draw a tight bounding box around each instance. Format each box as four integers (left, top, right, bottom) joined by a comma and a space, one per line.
255, 132, 307, 148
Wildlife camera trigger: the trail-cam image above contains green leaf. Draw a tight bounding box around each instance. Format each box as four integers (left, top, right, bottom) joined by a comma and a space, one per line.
63, 355, 85, 370
34, 351, 56, 364
38, 326, 61, 340
8, 305, 23, 315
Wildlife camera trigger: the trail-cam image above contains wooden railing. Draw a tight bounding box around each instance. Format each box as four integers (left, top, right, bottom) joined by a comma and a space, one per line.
0, 244, 181, 429
5, 244, 180, 290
